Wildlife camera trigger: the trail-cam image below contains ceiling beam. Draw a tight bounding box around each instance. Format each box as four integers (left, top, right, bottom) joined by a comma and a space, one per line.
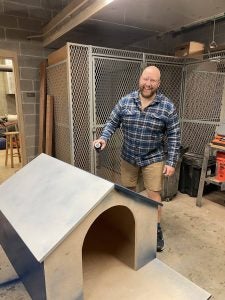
43, 0, 114, 47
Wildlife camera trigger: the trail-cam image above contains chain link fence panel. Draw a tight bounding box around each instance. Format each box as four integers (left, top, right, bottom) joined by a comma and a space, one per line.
47, 62, 71, 164
69, 44, 92, 172
181, 61, 225, 154
94, 57, 142, 182
47, 43, 225, 184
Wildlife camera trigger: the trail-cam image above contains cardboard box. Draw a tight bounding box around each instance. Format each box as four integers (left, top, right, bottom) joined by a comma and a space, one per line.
175, 41, 204, 58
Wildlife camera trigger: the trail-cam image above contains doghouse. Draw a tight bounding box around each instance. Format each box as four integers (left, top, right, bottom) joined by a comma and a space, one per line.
0, 154, 210, 299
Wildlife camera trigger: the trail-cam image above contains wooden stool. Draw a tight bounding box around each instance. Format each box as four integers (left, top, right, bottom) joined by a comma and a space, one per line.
4, 131, 21, 168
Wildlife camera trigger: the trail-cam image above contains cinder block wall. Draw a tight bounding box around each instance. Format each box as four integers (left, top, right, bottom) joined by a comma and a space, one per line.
0, 0, 67, 162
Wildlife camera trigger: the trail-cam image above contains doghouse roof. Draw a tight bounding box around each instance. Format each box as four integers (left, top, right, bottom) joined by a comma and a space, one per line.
0, 154, 161, 263
0, 154, 113, 262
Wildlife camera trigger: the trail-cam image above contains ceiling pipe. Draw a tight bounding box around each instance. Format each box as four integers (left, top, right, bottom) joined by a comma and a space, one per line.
160, 12, 225, 38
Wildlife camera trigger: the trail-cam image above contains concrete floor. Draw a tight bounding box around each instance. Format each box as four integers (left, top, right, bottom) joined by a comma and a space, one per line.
0, 152, 225, 299
161, 192, 225, 300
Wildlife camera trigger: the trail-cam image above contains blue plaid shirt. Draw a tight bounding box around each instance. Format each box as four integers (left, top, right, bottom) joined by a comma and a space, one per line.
100, 90, 180, 167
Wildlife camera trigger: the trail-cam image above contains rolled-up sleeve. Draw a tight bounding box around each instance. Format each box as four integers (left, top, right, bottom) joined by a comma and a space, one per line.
165, 108, 181, 167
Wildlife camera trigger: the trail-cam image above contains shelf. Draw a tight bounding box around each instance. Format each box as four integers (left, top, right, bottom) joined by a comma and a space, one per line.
209, 143, 225, 151
196, 143, 225, 207
0, 64, 13, 72
205, 176, 225, 190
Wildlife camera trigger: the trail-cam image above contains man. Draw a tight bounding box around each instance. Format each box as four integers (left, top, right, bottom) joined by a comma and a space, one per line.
93, 66, 180, 252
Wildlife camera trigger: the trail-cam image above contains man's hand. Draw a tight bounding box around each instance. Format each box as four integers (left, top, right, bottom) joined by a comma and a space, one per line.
92, 138, 107, 151
163, 165, 175, 177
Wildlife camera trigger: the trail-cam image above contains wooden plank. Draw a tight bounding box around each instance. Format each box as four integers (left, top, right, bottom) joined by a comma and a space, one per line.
43, 0, 88, 34
45, 95, 54, 156
38, 60, 47, 154
48, 46, 67, 66
43, 0, 114, 47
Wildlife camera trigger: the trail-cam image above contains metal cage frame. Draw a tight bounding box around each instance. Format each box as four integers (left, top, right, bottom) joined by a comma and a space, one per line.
47, 43, 225, 184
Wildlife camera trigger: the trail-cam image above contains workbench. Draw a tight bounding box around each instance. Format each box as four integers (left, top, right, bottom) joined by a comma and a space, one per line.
196, 143, 225, 207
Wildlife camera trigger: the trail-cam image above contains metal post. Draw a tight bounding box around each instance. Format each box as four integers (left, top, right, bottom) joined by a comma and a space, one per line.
196, 144, 211, 207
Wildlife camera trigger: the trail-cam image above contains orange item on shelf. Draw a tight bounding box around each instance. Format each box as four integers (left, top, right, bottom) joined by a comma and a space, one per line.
216, 151, 225, 182
212, 134, 225, 146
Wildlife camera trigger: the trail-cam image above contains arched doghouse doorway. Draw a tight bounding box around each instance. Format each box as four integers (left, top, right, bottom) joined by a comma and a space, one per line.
82, 205, 135, 298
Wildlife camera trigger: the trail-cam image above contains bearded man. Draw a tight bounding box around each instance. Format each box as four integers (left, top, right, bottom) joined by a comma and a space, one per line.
93, 66, 181, 252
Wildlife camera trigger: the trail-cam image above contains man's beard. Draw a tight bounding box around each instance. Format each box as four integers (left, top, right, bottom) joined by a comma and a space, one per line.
139, 86, 156, 99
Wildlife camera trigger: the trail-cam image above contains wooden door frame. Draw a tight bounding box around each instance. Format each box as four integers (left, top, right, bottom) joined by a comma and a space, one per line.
0, 49, 27, 165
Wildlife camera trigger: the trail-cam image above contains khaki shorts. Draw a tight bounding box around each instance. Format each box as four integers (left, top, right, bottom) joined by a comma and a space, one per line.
121, 159, 164, 192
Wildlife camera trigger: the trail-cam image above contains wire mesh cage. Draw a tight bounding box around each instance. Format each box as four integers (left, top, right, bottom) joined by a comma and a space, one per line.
47, 43, 225, 185
93, 56, 142, 182
146, 62, 183, 115
69, 44, 92, 172
180, 61, 225, 154
47, 62, 71, 163
181, 122, 219, 154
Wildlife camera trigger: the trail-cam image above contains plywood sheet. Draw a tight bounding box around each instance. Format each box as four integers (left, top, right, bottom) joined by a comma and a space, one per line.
83, 256, 211, 300
38, 61, 47, 154
45, 95, 54, 155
